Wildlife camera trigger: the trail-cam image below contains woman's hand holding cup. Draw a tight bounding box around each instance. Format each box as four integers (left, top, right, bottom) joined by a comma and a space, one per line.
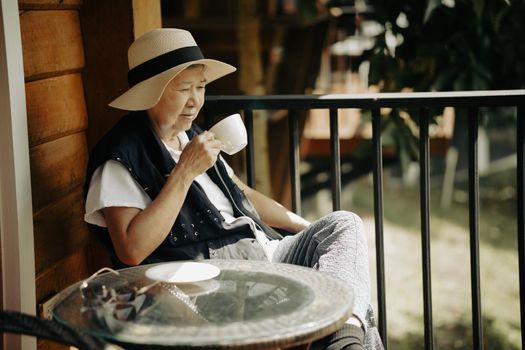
175, 113, 247, 179
178, 131, 223, 178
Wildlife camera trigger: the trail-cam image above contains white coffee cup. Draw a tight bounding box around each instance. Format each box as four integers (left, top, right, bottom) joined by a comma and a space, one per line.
209, 113, 247, 155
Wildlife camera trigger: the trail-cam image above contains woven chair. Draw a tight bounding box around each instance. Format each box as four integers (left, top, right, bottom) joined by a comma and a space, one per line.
0, 310, 120, 350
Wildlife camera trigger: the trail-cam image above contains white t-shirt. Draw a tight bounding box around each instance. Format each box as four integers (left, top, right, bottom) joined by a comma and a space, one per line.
84, 131, 279, 260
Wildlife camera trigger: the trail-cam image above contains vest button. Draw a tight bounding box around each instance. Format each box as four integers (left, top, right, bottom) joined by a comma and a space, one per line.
206, 209, 211, 214
194, 231, 199, 236
181, 224, 185, 228
199, 220, 204, 224
184, 234, 188, 239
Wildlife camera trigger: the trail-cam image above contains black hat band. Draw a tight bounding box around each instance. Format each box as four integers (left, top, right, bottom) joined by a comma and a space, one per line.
127, 46, 204, 87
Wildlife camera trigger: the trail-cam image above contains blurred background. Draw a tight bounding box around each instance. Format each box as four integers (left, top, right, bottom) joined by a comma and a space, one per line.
162, 1, 525, 349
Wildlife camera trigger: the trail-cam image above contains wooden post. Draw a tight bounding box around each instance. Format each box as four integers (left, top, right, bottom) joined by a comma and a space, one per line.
0, 1, 37, 349
132, 0, 162, 39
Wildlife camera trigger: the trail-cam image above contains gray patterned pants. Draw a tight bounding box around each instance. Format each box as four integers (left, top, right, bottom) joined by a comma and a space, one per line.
272, 211, 384, 349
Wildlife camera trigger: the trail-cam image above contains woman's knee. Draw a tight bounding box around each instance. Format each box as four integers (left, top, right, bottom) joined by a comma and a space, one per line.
327, 210, 361, 220
314, 210, 365, 242
325, 210, 364, 231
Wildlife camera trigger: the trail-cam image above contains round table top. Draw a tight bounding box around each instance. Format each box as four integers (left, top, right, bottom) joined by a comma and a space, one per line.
52, 259, 353, 349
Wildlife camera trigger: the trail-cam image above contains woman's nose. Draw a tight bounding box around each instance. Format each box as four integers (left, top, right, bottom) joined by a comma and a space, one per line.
187, 88, 201, 106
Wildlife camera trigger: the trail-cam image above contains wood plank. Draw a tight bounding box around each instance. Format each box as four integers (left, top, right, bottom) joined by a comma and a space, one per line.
30, 132, 88, 213
300, 137, 448, 158
79, 0, 134, 150
80, 0, 161, 150
300, 137, 363, 158
132, 0, 161, 39
33, 187, 90, 275
25, 73, 87, 147
37, 339, 69, 350
18, 0, 82, 10
20, 10, 84, 81
35, 249, 91, 304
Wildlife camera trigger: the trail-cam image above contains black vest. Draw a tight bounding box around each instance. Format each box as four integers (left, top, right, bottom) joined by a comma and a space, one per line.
84, 112, 282, 266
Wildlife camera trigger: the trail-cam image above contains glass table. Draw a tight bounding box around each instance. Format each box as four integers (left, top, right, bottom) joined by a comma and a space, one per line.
52, 259, 353, 349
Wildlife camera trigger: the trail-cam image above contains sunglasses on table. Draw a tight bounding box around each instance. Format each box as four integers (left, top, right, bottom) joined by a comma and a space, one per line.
79, 267, 157, 322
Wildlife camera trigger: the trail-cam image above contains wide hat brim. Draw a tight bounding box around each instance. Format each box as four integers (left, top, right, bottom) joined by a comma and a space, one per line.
109, 59, 236, 111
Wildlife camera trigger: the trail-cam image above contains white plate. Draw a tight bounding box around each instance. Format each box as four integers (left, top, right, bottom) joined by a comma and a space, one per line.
145, 262, 220, 284
163, 279, 221, 297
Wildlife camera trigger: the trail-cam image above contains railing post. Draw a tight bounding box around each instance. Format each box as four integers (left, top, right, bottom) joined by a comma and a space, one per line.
517, 105, 525, 350
244, 109, 256, 189
468, 107, 483, 350
203, 98, 218, 128
419, 108, 434, 350
372, 108, 387, 348
289, 110, 302, 215
330, 108, 341, 211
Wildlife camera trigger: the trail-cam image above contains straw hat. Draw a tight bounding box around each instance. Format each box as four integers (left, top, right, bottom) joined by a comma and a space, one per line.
109, 28, 236, 111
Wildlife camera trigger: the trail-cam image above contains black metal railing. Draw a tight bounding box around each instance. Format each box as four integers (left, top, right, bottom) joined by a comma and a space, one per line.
205, 90, 525, 350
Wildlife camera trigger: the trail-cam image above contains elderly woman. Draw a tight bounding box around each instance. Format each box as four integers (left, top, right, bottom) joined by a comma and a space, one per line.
84, 28, 383, 350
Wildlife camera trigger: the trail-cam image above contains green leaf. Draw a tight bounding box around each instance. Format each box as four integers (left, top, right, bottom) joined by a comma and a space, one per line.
473, 0, 485, 23
423, 0, 441, 23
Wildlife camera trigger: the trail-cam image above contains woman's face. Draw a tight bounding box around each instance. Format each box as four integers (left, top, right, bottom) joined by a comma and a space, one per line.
147, 66, 206, 137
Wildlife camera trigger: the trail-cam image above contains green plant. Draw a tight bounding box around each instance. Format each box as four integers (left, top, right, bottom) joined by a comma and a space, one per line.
364, 0, 525, 92
355, 0, 525, 173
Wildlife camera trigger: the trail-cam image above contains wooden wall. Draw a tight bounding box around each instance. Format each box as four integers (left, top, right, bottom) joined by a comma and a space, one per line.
19, 1, 94, 349
16, 1, 160, 349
